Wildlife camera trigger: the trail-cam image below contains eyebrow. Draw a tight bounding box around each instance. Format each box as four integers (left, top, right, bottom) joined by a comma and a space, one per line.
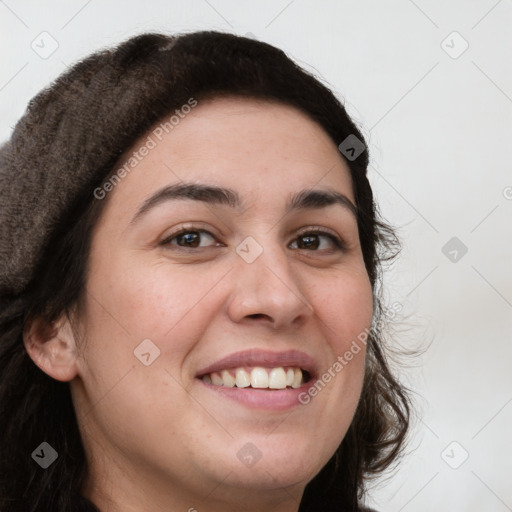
129, 182, 358, 226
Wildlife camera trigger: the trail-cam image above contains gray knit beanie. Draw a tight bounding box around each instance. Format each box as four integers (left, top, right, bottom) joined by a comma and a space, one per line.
0, 33, 182, 304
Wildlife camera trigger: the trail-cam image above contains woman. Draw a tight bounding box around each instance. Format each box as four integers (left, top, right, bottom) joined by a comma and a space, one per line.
0, 31, 411, 511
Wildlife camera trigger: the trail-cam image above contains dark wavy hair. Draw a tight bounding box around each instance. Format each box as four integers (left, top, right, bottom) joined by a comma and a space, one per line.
0, 31, 412, 511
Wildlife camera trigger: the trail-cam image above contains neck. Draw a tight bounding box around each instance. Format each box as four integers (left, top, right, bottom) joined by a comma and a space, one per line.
81, 448, 306, 512
83, 473, 304, 512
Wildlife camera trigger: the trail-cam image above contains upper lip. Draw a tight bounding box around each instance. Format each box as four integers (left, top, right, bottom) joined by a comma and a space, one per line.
195, 348, 318, 379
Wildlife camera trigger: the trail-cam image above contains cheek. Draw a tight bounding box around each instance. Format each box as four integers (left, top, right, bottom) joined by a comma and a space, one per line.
316, 270, 374, 350
307, 269, 373, 406
85, 255, 225, 361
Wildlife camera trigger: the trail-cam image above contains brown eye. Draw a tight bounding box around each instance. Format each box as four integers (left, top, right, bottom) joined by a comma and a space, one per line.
176, 232, 201, 247
297, 234, 320, 250
290, 230, 345, 251
161, 229, 219, 249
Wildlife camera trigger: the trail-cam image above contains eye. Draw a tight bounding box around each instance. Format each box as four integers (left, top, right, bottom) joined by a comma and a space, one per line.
160, 228, 221, 249
289, 228, 345, 251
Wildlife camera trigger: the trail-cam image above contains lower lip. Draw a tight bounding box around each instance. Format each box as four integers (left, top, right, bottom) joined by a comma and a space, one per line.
197, 379, 311, 410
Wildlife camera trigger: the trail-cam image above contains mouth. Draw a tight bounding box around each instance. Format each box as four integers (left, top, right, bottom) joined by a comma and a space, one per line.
194, 349, 317, 409
199, 366, 312, 390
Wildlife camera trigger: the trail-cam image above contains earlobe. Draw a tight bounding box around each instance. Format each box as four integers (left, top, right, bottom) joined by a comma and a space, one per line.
23, 314, 80, 382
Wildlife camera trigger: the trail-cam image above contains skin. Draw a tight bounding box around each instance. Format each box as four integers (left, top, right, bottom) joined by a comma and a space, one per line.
24, 97, 373, 512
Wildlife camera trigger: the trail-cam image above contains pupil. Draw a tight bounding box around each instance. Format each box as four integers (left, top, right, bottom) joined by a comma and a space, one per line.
179, 232, 199, 247
300, 235, 318, 249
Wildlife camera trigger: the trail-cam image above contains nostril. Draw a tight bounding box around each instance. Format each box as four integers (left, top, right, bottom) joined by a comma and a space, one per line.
247, 314, 269, 320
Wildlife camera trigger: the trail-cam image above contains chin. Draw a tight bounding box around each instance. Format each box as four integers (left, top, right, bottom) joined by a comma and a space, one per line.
219, 437, 331, 492
223, 461, 317, 493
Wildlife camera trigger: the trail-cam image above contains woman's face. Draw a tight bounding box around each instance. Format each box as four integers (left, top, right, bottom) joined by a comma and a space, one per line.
70, 97, 373, 510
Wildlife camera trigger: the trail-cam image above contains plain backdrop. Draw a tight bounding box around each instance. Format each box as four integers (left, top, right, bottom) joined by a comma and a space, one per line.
1, 1, 511, 510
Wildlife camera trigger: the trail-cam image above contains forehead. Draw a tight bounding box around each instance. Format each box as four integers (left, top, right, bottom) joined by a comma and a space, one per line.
101, 97, 354, 222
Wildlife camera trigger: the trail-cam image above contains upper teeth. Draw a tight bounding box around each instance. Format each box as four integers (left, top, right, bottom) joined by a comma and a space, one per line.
202, 367, 304, 389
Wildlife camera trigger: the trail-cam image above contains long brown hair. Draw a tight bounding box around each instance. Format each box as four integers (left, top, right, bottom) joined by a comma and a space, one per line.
0, 31, 412, 511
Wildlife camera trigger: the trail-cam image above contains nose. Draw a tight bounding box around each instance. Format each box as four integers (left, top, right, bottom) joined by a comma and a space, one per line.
226, 241, 314, 330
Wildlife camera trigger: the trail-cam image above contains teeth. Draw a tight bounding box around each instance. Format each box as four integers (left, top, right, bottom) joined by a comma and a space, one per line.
291, 368, 302, 389
211, 372, 223, 386
251, 367, 268, 388
202, 366, 305, 389
268, 367, 287, 389
221, 369, 235, 387
235, 368, 251, 388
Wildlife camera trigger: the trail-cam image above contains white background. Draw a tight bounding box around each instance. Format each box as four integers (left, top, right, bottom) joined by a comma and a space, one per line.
1, 1, 511, 510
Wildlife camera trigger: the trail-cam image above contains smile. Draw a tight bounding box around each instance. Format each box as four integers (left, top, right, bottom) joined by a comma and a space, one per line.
195, 349, 318, 409
201, 366, 310, 389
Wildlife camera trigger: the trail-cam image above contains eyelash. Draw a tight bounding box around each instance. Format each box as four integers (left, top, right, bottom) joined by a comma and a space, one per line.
290, 227, 346, 251
160, 225, 347, 253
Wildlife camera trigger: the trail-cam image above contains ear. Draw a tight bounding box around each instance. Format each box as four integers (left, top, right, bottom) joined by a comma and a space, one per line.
23, 313, 80, 382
